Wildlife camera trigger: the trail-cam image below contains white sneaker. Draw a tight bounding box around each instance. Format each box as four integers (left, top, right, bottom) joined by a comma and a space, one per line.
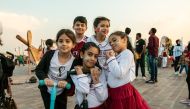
142, 76, 147, 80
178, 73, 182, 76
175, 72, 178, 75
180, 99, 190, 104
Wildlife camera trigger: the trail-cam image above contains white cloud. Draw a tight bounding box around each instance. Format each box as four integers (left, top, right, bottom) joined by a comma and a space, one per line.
0, 12, 48, 33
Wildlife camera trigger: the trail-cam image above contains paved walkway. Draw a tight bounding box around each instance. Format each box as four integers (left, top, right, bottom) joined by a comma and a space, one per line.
8, 65, 189, 109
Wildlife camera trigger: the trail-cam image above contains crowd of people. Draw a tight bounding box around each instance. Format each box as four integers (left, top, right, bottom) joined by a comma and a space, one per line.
1, 16, 190, 109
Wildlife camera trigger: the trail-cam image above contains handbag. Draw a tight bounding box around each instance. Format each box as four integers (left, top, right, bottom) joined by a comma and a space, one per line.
134, 52, 141, 60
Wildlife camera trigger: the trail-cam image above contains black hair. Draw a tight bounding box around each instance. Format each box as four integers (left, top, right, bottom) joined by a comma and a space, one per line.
81, 42, 100, 54
45, 39, 53, 46
125, 27, 131, 35
150, 28, 157, 34
45, 39, 54, 50
80, 42, 101, 69
56, 29, 76, 44
109, 31, 134, 55
176, 39, 180, 44
73, 16, 87, 26
136, 33, 141, 37
93, 16, 110, 28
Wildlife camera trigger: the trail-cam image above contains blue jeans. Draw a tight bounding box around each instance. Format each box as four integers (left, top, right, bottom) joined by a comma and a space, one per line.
179, 64, 188, 74
148, 55, 158, 80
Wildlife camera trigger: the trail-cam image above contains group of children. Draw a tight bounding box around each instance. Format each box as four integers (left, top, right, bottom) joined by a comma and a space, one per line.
35, 16, 151, 109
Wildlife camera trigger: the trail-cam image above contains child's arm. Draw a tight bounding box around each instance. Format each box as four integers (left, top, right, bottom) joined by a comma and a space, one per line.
70, 66, 90, 94
91, 68, 108, 102
71, 75, 90, 94
35, 52, 49, 80
106, 50, 134, 78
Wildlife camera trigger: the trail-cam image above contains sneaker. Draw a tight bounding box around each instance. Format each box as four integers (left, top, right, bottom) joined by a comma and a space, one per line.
155, 79, 158, 82
146, 80, 155, 84
142, 76, 147, 80
175, 72, 178, 75
179, 99, 190, 104
178, 73, 182, 76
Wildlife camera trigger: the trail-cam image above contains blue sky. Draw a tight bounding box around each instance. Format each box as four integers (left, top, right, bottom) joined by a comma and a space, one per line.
0, 0, 190, 54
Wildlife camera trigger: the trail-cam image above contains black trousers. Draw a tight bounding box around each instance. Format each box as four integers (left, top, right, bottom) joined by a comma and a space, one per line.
40, 86, 67, 109
136, 54, 145, 77
174, 56, 181, 72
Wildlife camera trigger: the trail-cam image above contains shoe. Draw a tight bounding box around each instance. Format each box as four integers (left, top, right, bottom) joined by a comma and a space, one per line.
180, 99, 190, 104
175, 72, 178, 75
155, 79, 158, 82
142, 76, 147, 80
178, 73, 182, 76
146, 80, 155, 84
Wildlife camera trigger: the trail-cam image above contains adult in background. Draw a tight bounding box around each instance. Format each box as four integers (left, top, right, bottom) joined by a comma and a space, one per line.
146, 28, 159, 83
180, 42, 190, 105
173, 39, 183, 75
135, 33, 146, 80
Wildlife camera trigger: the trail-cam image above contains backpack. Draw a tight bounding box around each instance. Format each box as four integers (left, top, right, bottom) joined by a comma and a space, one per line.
0, 53, 15, 77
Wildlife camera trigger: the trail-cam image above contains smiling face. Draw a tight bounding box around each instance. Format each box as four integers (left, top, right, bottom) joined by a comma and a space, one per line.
109, 34, 127, 54
94, 20, 110, 37
73, 21, 87, 36
56, 34, 75, 54
80, 46, 99, 69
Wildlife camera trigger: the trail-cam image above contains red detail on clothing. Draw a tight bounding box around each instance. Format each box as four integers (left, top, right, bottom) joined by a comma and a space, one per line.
163, 51, 167, 57
147, 35, 159, 57
71, 41, 85, 58
107, 83, 151, 109
186, 52, 190, 67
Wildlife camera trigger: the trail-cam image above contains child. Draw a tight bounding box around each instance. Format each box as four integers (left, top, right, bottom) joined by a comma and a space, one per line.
43, 39, 55, 55
106, 31, 150, 109
70, 42, 108, 109
162, 48, 168, 68
35, 29, 77, 109
87, 16, 112, 70
178, 51, 188, 76
72, 16, 88, 58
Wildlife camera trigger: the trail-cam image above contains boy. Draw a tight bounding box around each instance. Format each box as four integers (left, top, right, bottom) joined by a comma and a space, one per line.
71, 16, 88, 58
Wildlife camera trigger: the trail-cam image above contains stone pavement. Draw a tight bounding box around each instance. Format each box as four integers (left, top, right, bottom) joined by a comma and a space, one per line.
8, 65, 189, 109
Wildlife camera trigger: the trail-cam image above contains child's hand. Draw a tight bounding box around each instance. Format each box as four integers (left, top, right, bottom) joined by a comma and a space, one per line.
106, 50, 115, 59
57, 80, 68, 88
44, 78, 54, 87
75, 66, 83, 75
185, 57, 190, 62
91, 67, 100, 84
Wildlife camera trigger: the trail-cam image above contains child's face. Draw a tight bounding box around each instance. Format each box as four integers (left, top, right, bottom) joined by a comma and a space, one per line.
80, 47, 99, 69
95, 20, 110, 37
109, 35, 127, 53
73, 21, 87, 36
56, 34, 75, 53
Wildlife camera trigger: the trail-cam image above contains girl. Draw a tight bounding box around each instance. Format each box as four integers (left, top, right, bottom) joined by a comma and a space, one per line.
106, 31, 150, 109
70, 42, 108, 109
35, 29, 77, 109
87, 16, 112, 70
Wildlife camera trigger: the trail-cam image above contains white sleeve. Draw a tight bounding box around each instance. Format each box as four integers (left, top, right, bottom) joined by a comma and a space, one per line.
173, 46, 176, 58
71, 74, 90, 94
93, 71, 108, 102
107, 52, 134, 78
